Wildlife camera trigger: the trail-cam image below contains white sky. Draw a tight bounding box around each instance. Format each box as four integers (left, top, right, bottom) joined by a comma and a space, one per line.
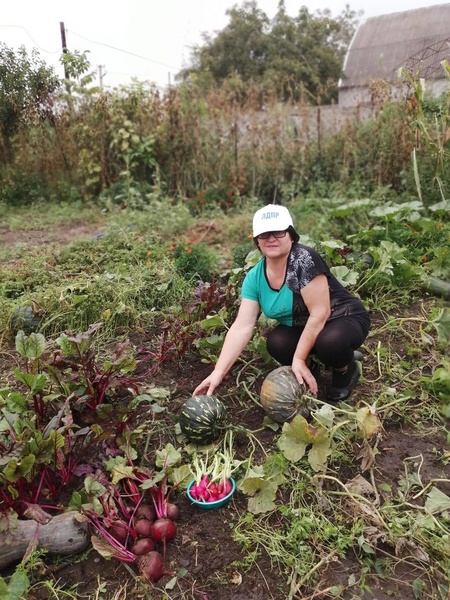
1, 0, 449, 90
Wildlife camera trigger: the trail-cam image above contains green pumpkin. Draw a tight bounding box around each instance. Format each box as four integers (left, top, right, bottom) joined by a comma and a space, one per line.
260, 366, 311, 423
179, 395, 227, 444
11, 306, 41, 334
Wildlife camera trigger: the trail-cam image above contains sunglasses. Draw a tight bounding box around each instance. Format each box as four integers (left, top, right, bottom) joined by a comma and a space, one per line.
257, 230, 288, 240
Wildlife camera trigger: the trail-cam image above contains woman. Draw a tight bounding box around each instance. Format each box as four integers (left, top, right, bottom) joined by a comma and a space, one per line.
193, 204, 371, 401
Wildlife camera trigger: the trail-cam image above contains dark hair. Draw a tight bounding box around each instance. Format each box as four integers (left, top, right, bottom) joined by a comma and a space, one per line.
287, 226, 300, 243
253, 225, 299, 249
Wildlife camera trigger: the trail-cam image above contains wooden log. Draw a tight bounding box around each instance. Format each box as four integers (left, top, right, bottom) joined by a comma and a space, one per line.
0, 511, 89, 571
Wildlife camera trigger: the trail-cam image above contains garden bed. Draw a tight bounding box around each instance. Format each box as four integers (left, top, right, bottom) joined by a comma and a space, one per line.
0, 215, 449, 600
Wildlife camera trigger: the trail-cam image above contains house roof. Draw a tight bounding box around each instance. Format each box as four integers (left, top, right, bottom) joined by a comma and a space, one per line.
340, 4, 450, 89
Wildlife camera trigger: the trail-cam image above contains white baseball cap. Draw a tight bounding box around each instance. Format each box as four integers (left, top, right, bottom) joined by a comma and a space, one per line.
252, 204, 294, 238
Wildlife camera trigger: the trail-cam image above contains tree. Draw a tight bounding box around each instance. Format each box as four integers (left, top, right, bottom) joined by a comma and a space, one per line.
177, 1, 361, 103
180, 1, 269, 89
0, 44, 60, 153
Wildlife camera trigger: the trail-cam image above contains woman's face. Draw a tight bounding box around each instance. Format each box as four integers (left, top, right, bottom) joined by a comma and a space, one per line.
256, 230, 292, 258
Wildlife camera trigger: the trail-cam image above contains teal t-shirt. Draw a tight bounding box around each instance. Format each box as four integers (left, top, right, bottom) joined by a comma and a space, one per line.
241, 243, 367, 328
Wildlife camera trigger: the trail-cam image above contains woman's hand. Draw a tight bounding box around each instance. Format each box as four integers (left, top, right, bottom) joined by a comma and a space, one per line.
291, 357, 318, 395
192, 371, 224, 396
192, 298, 260, 397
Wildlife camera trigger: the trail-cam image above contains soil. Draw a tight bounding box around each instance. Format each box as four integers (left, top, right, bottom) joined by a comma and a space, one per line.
0, 219, 449, 600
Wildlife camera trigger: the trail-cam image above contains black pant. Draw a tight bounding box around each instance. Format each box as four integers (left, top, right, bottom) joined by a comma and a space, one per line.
266, 313, 371, 369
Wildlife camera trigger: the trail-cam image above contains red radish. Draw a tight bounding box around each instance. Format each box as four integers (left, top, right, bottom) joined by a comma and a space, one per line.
189, 476, 233, 503
136, 550, 165, 582
223, 479, 233, 495
135, 504, 156, 521
131, 537, 155, 555
190, 433, 236, 503
151, 518, 177, 542
135, 518, 153, 538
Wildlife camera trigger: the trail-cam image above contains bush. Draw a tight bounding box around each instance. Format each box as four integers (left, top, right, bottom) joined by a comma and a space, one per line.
0, 173, 47, 206
171, 241, 218, 281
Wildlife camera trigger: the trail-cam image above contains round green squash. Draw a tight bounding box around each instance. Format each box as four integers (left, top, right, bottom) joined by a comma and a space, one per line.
179, 395, 227, 444
260, 366, 310, 423
11, 306, 41, 334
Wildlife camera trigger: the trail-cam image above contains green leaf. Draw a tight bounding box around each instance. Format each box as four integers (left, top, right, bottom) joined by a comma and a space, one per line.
138, 388, 171, 401
84, 475, 107, 498
0, 578, 9, 598
165, 576, 178, 591
262, 454, 287, 486
245, 480, 278, 514
331, 199, 372, 217
90, 535, 116, 559
313, 404, 335, 429
4, 454, 36, 482
56, 332, 75, 356
321, 239, 346, 250
308, 439, 332, 472
330, 266, 359, 287
109, 464, 135, 486
141, 470, 165, 489
355, 406, 381, 438
431, 309, 450, 343
15, 330, 45, 359
429, 199, 450, 212
14, 370, 47, 394
412, 148, 423, 203
278, 415, 331, 471
71, 294, 88, 306
262, 416, 280, 431
150, 403, 166, 414
170, 464, 193, 488
1, 570, 30, 600
424, 487, 450, 514
200, 314, 226, 330
412, 577, 426, 598
249, 334, 272, 362
378, 483, 392, 493
278, 422, 308, 463
4, 392, 28, 413
155, 443, 181, 469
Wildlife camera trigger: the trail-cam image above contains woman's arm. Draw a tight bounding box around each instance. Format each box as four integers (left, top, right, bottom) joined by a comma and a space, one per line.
193, 298, 260, 396
291, 274, 331, 394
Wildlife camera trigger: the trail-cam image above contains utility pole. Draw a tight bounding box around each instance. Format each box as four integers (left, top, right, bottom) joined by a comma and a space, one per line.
60, 22, 69, 79
98, 65, 106, 89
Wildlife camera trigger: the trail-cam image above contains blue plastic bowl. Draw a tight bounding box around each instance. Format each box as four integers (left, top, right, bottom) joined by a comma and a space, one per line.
186, 477, 236, 510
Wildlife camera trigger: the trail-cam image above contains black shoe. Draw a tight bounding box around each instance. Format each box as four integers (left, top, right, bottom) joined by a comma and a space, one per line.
327, 360, 360, 402
354, 350, 364, 362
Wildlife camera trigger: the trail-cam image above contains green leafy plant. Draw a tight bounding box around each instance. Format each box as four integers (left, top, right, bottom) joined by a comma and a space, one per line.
170, 240, 218, 281
52, 323, 138, 410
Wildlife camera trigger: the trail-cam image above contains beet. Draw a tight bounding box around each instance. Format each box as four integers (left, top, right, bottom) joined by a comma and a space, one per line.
136, 550, 164, 582
134, 518, 153, 538
109, 519, 128, 543
151, 518, 177, 543
131, 537, 155, 556
165, 502, 179, 521
135, 504, 156, 521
